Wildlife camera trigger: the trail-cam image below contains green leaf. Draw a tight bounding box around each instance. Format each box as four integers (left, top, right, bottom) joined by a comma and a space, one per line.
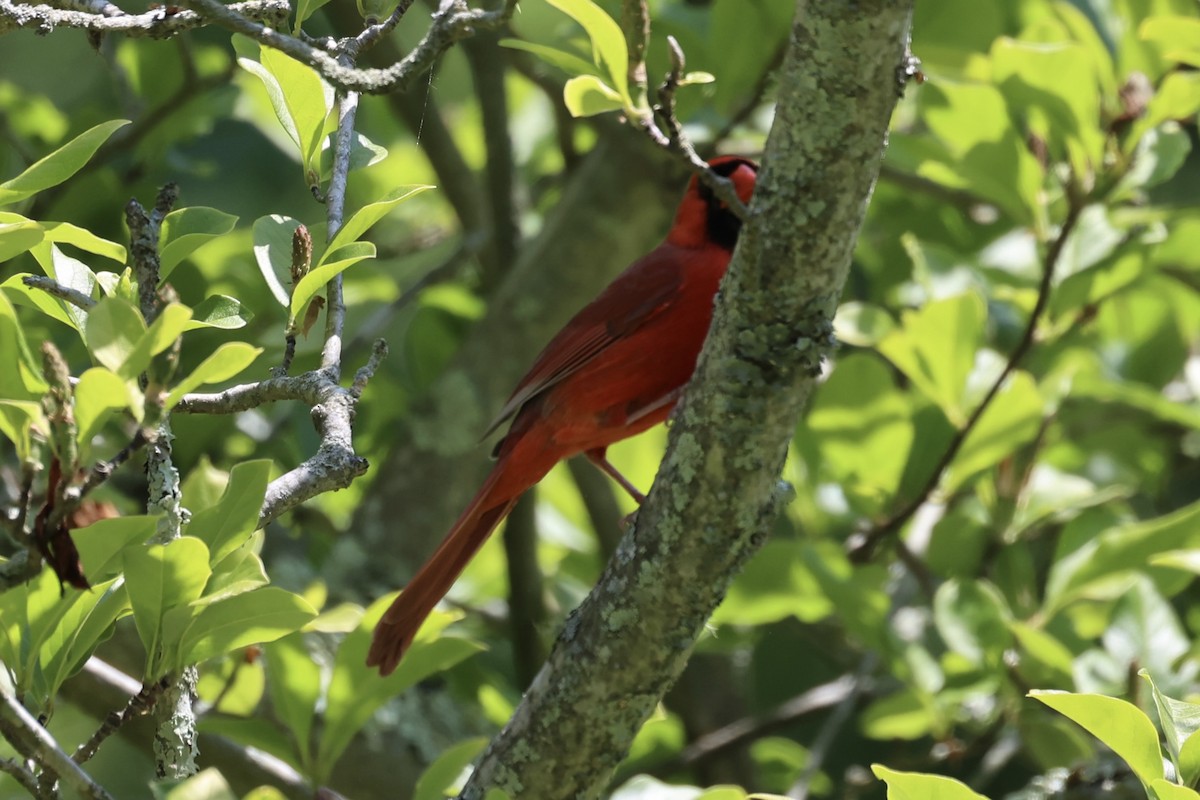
85, 297, 146, 374
0, 292, 46, 398
187, 459, 272, 563
933, 579, 1012, 666
992, 39, 1104, 176
0, 400, 43, 461
290, 241, 375, 322
413, 737, 489, 800
152, 767, 238, 800
124, 537, 213, 676
1008, 622, 1075, 690
1030, 691, 1164, 785
314, 599, 482, 784
177, 587, 316, 667
860, 688, 937, 740
1045, 499, 1200, 614
236, 37, 332, 181
0, 120, 130, 205
252, 214, 301, 307
0, 220, 45, 262
199, 547, 269, 605
1140, 15, 1200, 69
40, 579, 128, 696
944, 371, 1043, 493
1150, 780, 1200, 800
1140, 670, 1200, 785
498, 39, 600, 76
185, 294, 253, 331
805, 354, 914, 511
911, 81, 1042, 225
323, 185, 431, 259
0, 213, 126, 264
871, 765, 987, 799
1071, 372, 1200, 430
158, 207, 239, 280
563, 74, 626, 117
1115, 123, 1192, 195
164, 342, 262, 409
878, 293, 986, 426
294, 0, 333, 30
834, 301, 895, 346
71, 515, 158, 581
264, 633, 321, 773
75, 366, 136, 453
544, 0, 630, 105
39, 219, 126, 263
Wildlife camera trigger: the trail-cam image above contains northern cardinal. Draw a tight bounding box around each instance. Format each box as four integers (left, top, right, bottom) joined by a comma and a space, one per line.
368, 156, 759, 675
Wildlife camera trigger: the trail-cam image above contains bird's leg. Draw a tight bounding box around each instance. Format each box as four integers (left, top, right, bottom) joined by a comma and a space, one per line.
585, 447, 647, 505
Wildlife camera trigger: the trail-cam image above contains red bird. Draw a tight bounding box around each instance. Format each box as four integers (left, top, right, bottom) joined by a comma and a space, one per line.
368, 156, 759, 675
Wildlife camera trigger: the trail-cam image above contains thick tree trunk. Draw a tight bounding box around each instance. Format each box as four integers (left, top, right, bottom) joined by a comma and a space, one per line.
459, 2, 916, 797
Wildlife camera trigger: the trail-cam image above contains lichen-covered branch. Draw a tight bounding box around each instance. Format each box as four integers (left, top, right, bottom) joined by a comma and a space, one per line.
182, 0, 518, 94
459, 2, 916, 797
0, 0, 288, 36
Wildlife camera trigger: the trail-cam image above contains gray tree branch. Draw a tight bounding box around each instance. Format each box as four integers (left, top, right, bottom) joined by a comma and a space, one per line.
458, 1, 916, 797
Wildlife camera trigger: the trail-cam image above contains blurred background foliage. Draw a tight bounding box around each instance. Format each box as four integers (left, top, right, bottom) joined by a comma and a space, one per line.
2, 0, 1200, 797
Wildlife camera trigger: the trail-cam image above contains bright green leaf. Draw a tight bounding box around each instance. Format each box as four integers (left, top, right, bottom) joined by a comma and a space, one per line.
0, 400, 44, 461
563, 74, 626, 117
159, 207, 239, 280
186, 459, 272, 564
0, 220, 45, 262
124, 537, 212, 676
324, 185, 431, 259
498, 38, 600, 77
85, 297, 146, 374
0, 120, 130, 205
178, 587, 316, 668
265, 633, 321, 773
185, 295, 253, 331
290, 241, 375, 322
252, 214, 300, 307
945, 371, 1043, 493
1030, 691, 1164, 785
878, 293, 986, 426
871, 765, 988, 799
545, 0, 630, 105
75, 366, 136, 452
71, 515, 158, 581
933, 579, 1012, 665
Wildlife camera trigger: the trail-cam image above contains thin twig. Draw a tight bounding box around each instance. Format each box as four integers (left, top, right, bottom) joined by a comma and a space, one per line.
849, 186, 1088, 562
648, 36, 748, 220
319, 86, 359, 376
22, 275, 96, 311
73, 677, 170, 765
645, 674, 865, 776
790, 656, 876, 799
0, 755, 42, 797
0, 690, 116, 800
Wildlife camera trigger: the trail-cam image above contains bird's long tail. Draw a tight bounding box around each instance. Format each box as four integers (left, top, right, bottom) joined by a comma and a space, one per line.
367, 464, 522, 676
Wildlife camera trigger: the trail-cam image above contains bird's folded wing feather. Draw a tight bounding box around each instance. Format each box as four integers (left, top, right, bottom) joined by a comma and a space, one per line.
481, 247, 686, 440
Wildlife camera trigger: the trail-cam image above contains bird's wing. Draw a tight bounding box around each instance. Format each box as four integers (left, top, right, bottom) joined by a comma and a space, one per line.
481, 245, 685, 441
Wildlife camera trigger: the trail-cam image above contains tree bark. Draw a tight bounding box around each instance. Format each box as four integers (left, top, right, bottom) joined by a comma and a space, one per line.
459, 2, 915, 797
